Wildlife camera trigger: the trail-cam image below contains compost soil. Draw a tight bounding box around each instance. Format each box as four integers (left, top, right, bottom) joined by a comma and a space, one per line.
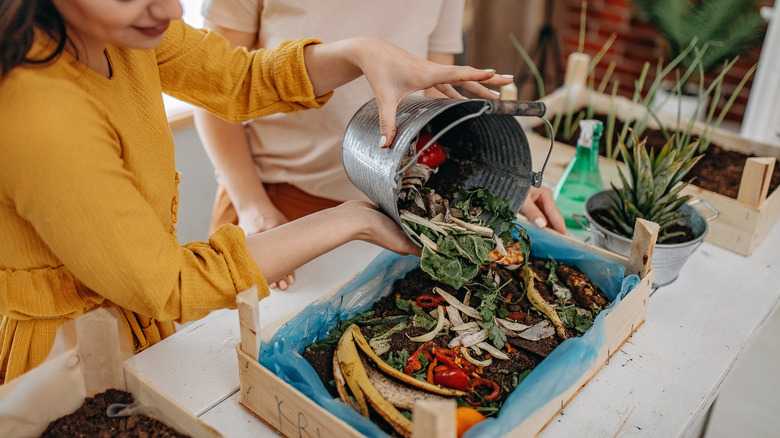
533, 113, 780, 199
303, 259, 609, 411
41, 389, 189, 438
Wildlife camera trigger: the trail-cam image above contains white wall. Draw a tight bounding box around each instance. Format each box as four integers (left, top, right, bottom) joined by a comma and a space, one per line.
741, 7, 780, 147
172, 125, 219, 244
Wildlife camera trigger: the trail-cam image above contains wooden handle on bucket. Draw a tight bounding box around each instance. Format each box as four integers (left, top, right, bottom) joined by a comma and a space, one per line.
485, 100, 546, 117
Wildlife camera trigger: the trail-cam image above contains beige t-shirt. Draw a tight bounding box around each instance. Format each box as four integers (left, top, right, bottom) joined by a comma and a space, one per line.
203, 0, 465, 201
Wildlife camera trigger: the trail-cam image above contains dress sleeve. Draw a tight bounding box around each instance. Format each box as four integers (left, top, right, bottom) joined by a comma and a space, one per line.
0, 80, 267, 323
155, 20, 332, 123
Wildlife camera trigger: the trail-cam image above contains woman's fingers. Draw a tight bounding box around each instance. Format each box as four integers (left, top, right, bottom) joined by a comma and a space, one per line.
375, 67, 513, 147
271, 272, 296, 291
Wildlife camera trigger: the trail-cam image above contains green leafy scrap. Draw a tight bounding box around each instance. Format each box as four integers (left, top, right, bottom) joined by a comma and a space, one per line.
385, 349, 410, 373
544, 257, 572, 306
309, 310, 375, 349
396, 298, 437, 329
472, 275, 511, 350
557, 304, 594, 334
455, 187, 522, 243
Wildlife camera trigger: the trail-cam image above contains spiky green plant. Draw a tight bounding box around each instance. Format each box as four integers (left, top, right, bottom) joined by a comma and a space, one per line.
632, 0, 765, 75
601, 132, 703, 243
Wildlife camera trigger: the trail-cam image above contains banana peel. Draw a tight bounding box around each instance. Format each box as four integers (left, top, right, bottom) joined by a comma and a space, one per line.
523, 264, 568, 339
332, 350, 360, 412
336, 325, 370, 417
349, 324, 467, 397
336, 326, 413, 437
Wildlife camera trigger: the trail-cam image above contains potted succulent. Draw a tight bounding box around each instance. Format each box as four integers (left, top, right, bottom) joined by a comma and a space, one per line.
631, 0, 766, 120
577, 132, 718, 286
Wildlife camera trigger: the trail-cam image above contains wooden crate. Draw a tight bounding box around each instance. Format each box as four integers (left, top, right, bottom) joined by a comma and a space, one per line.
234, 221, 658, 437
0, 308, 222, 438
525, 55, 780, 256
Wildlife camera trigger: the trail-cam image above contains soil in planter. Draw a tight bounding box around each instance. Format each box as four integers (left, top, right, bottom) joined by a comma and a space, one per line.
41, 389, 189, 438
533, 113, 780, 199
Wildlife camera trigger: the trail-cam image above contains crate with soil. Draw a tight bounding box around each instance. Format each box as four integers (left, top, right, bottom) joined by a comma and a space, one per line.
0, 308, 222, 438
524, 56, 780, 256
234, 217, 656, 437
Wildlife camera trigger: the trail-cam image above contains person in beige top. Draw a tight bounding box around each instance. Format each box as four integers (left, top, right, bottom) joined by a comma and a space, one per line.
195, 0, 566, 290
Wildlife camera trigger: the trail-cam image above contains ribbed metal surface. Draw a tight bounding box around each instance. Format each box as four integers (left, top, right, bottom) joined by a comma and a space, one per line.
584, 190, 708, 286
343, 95, 536, 229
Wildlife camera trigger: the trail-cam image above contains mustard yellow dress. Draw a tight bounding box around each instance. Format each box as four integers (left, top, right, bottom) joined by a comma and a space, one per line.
0, 19, 331, 383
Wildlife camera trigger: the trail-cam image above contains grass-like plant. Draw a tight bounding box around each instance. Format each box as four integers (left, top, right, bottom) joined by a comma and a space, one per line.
632, 0, 765, 79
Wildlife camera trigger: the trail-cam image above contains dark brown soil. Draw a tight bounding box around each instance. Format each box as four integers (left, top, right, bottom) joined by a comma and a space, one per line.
41, 389, 189, 438
303, 257, 610, 427
533, 113, 780, 199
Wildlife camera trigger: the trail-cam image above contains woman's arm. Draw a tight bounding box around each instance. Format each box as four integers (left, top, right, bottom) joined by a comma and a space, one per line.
245, 201, 420, 284
301, 37, 513, 146
192, 22, 289, 236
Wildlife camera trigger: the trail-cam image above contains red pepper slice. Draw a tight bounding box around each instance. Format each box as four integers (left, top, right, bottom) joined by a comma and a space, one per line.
415, 294, 445, 310
415, 132, 446, 168
404, 342, 436, 375
433, 366, 470, 391
470, 378, 501, 401
506, 311, 526, 321
465, 378, 501, 406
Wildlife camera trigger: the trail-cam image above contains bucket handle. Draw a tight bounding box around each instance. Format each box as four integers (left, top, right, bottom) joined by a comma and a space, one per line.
396, 104, 490, 177
571, 213, 607, 239
395, 100, 555, 188
485, 100, 553, 187
688, 198, 719, 222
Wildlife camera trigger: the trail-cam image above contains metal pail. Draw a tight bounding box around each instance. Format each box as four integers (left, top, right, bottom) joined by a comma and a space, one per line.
342, 95, 553, 233
579, 190, 718, 286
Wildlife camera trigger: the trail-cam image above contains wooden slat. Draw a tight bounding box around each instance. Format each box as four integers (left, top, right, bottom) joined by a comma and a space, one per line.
628, 219, 659, 280
236, 287, 261, 360
123, 366, 223, 438
74, 308, 126, 396
737, 157, 776, 207
564, 53, 591, 88
413, 399, 456, 438
236, 347, 365, 438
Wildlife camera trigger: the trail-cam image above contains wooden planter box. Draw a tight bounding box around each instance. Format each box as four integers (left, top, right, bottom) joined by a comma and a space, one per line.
525, 55, 780, 256
234, 222, 658, 437
0, 308, 222, 438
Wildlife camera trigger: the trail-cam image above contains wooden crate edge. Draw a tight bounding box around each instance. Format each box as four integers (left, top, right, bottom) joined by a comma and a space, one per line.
236, 345, 364, 438
508, 269, 653, 436
123, 366, 224, 438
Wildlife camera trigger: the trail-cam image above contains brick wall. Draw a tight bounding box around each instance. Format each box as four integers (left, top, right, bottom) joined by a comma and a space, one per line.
556, 0, 766, 126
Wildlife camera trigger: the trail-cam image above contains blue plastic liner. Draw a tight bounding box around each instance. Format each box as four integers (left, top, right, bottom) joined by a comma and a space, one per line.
259, 226, 640, 437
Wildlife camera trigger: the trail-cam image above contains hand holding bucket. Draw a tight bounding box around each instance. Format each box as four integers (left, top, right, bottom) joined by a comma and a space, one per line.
342, 95, 555, 242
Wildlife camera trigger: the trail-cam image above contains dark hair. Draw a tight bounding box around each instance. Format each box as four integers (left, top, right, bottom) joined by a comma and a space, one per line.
0, 0, 67, 79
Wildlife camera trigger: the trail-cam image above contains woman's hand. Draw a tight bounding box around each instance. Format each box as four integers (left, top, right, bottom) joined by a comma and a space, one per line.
519, 186, 568, 235
303, 37, 514, 146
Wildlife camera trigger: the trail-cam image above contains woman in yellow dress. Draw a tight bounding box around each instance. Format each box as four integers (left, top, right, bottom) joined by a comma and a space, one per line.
0, 0, 512, 383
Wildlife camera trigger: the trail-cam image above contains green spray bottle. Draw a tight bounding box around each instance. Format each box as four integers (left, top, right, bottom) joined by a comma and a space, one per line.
553, 119, 604, 230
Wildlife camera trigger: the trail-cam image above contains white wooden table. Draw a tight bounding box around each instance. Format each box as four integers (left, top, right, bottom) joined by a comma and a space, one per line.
128, 220, 780, 437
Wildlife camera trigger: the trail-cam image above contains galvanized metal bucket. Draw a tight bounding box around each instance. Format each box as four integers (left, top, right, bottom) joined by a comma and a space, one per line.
576, 190, 719, 286
342, 95, 553, 233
